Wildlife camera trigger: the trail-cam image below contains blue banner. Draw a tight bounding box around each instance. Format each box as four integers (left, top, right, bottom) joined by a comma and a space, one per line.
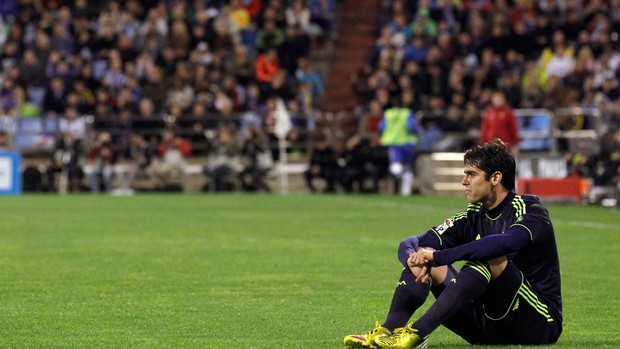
0, 151, 21, 195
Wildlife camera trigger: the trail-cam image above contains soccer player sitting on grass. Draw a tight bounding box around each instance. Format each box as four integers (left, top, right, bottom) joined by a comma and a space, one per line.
344, 140, 562, 348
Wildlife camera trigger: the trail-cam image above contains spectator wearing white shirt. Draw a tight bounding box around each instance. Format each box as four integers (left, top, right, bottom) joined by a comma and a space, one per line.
59, 106, 86, 141
545, 42, 575, 79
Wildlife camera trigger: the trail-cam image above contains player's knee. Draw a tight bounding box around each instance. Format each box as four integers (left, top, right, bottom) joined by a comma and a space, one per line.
398, 236, 419, 266
390, 163, 403, 177
487, 256, 508, 280
398, 236, 419, 253
429, 265, 449, 285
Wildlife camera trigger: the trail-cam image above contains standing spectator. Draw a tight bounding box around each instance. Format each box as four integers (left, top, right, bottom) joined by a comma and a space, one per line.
365, 132, 389, 193
238, 125, 272, 192
479, 90, 520, 154
379, 99, 419, 196
46, 132, 83, 193
304, 132, 340, 193
340, 134, 372, 193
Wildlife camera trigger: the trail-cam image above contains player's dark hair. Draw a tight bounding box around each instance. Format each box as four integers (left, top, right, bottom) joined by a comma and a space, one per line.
464, 139, 516, 191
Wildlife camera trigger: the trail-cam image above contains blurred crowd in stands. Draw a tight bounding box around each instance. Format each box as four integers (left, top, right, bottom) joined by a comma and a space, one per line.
346, 0, 620, 193
0, 0, 333, 120
0, 0, 619, 197
0, 0, 334, 192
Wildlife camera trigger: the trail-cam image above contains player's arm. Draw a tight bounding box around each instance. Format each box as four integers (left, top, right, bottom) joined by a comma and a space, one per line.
429, 227, 530, 266
398, 232, 435, 268
397, 212, 468, 268
430, 203, 551, 266
406, 112, 418, 135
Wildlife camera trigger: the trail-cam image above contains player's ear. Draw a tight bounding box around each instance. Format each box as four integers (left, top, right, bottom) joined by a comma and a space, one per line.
490, 171, 502, 186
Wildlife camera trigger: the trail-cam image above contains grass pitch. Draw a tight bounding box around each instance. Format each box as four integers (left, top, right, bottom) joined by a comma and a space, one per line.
0, 194, 618, 348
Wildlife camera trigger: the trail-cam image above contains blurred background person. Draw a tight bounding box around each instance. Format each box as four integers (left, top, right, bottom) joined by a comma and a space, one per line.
239, 124, 272, 192
479, 90, 520, 155
147, 129, 192, 191
203, 125, 242, 192
46, 132, 83, 193
85, 131, 117, 193
379, 98, 419, 196
304, 132, 340, 193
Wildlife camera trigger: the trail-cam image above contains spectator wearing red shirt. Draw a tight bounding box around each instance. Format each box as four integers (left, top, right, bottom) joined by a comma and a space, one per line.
86, 131, 117, 192
146, 129, 193, 191
255, 47, 280, 84
242, 0, 262, 19
480, 91, 520, 154
157, 129, 193, 158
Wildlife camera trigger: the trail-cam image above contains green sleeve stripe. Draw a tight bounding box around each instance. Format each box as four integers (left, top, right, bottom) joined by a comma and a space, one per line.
452, 212, 468, 221
511, 195, 527, 217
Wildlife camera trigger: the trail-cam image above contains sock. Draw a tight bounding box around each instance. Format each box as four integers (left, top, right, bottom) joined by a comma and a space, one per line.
401, 170, 413, 196
414, 262, 490, 337
383, 269, 430, 330
429, 265, 458, 299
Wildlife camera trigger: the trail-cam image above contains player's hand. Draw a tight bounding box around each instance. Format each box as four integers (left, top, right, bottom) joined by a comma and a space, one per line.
408, 248, 434, 266
407, 248, 435, 283
416, 264, 431, 283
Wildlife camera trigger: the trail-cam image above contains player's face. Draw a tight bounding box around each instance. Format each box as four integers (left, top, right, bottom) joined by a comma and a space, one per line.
461, 165, 493, 204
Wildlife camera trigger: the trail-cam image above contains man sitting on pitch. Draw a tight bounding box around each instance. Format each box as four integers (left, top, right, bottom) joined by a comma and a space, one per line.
344, 140, 562, 348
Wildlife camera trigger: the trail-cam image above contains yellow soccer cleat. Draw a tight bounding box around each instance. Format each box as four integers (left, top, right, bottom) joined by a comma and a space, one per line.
374, 323, 429, 349
344, 319, 391, 348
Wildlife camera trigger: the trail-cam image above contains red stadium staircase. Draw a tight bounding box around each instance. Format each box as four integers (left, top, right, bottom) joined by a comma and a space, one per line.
322, 0, 381, 113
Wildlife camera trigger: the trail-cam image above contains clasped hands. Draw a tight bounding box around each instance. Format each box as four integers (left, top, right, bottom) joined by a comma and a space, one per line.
407, 247, 435, 283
